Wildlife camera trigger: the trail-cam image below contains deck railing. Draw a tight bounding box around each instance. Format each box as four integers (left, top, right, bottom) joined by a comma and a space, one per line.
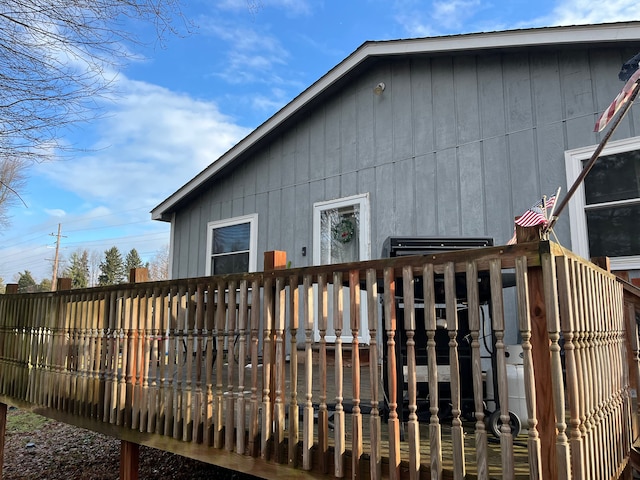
0, 240, 638, 480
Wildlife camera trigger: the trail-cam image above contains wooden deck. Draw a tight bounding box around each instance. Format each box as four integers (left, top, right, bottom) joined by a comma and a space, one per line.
0, 240, 638, 480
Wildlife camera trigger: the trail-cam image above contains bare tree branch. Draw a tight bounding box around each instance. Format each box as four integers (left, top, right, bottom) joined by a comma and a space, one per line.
0, 0, 191, 226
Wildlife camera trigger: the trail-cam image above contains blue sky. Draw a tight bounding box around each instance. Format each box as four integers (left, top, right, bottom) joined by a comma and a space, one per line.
2, 0, 639, 284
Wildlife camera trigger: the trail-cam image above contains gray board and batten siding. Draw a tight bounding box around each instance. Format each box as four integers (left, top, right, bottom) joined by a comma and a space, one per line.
163, 30, 640, 280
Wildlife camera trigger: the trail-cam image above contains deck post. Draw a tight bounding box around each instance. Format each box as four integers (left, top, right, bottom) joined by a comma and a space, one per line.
262, 251, 286, 461
516, 227, 557, 480
0, 402, 6, 477
118, 268, 148, 480
5, 284, 18, 294
119, 440, 139, 480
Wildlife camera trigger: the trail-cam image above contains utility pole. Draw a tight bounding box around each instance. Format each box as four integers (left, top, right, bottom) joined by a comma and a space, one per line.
50, 223, 64, 291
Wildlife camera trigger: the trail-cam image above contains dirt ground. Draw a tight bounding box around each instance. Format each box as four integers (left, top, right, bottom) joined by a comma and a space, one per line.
2, 408, 255, 479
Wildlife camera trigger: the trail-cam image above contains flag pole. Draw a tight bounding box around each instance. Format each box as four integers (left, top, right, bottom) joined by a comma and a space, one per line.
544, 81, 640, 234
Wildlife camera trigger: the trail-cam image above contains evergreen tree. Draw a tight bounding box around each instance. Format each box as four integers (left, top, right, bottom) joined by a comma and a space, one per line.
124, 248, 144, 277
39, 278, 52, 292
17, 270, 37, 293
64, 249, 90, 289
98, 247, 125, 286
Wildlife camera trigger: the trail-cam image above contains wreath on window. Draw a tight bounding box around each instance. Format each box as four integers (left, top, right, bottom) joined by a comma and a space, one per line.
332, 218, 355, 244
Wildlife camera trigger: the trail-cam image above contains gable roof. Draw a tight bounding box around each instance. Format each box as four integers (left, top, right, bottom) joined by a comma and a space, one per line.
151, 21, 640, 221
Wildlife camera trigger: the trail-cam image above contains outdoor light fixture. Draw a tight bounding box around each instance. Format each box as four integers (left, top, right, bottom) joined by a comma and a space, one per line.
373, 82, 386, 95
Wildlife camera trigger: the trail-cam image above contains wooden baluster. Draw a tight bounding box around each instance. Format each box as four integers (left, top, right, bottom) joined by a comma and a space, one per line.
107, 291, 119, 424
91, 292, 103, 418
302, 274, 314, 471
273, 276, 287, 463
489, 259, 514, 479
123, 289, 136, 427
466, 260, 488, 479
140, 288, 153, 432
115, 291, 127, 425
45, 295, 58, 408
214, 281, 226, 449
555, 257, 582, 479
317, 273, 329, 474
225, 281, 238, 451
383, 266, 400, 480
333, 271, 346, 478
147, 288, 160, 434
540, 253, 569, 480
204, 280, 215, 445
193, 283, 205, 443
515, 256, 542, 479
576, 263, 593, 480
591, 269, 605, 478
248, 278, 261, 457
402, 265, 420, 480
183, 284, 195, 442
131, 290, 143, 430
365, 269, 381, 480
288, 274, 299, 467
174, 285, 187, 439
261, 277, 274, 459
80, 293, 91, 417
80, 294, 91, 416
164, 286, 178, 437
79, 293, 93, 416
42, 296, 54, 406
585, 266, 601, 478
24, 296, 36, 404
157, 288, 170, 436
236, 279, 249, 454
41, 296, 51, 405
26, 296, 39, 405
66, 294, 78, 414
445, 261, 465, 480
350, 269, 363, 479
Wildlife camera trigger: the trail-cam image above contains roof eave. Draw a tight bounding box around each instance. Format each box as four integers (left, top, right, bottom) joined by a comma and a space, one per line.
152, 21, 640, 221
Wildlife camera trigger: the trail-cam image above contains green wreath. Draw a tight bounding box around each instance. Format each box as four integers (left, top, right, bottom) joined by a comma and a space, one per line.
332, 218, 355, 244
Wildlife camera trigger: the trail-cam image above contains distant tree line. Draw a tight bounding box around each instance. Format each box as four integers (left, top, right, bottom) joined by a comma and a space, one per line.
11, 245, 169, 292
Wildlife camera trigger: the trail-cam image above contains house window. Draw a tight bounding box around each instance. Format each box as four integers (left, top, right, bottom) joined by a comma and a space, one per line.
313, 194, 370, 265
205, 214, 258, 275
565, 136, 640, 270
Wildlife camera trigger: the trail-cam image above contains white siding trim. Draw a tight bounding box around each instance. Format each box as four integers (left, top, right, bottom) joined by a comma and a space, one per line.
205, 213, 259, 275
565, 135, 640, 269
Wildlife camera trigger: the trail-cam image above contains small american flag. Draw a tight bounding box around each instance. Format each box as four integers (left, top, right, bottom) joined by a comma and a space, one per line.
515, 194, 557, 228
594, 67, 640, 132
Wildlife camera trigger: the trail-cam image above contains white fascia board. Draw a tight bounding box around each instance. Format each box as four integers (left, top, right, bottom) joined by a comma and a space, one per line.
151, 22, 640, 221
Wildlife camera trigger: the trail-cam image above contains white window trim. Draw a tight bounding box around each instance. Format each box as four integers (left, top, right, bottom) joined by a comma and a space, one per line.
312, 193, 371, 265
205, 214, 258, 275
565, 135, 640, 270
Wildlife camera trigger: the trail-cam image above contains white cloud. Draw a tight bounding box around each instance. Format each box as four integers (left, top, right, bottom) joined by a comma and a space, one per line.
45, 209, 66, 217
38, 76, 251, 212
544, 0, 640, 26
217, 0, 313, 17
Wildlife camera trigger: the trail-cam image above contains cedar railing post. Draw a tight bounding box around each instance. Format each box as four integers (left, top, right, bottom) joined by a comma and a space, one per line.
5, 285, 18, 294
516, 227, 557, 480
57, 278, 72, 291
262, 251, 286, 461
119, 267, 148, 480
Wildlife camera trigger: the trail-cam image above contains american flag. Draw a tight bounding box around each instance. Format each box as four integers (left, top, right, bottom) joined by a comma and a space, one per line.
594, 67, 640, 132
514, 194, 557, 228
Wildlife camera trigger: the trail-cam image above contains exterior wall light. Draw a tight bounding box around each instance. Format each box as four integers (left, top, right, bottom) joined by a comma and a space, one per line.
373, 82, 386, 95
